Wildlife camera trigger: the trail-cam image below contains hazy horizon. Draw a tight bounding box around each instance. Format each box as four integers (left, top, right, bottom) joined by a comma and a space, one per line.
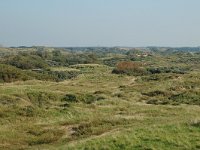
1, 0, 200, 47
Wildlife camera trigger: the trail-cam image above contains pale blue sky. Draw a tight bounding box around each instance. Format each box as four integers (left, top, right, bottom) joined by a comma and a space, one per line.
0, 0, 200, 47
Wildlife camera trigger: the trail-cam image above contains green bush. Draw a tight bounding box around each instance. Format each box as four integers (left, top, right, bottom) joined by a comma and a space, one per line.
62, 94, 77, 103
82, 94, 96, 104
0, 64, 31, 82
48, 70, 80, 81
79, 94, 105, 104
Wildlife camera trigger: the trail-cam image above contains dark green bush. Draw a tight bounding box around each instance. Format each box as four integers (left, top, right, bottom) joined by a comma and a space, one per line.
62, 94, 77, 103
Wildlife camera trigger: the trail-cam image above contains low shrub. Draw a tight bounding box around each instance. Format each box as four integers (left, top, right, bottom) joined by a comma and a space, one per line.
169, 91, 200, 105
112, 61, 147, 76
48, 70, 80, 81
0, 64, 31, 82
62, 94, 78, 103
79, 94, 105, 104
147, 66, 189, 74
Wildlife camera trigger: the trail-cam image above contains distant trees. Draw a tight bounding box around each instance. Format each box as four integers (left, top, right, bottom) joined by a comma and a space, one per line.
0, 64, 80, 83
103, 57, 127, 67
112, 61, 189, 76
4, 54, 49, 70
64, 53, 98, 66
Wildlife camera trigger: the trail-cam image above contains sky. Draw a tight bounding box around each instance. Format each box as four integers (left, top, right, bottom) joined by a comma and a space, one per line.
0, 0, 200, 47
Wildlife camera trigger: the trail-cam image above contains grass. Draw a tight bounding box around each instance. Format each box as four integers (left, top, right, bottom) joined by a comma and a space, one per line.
0, 64, 200, 150
51, 67, 80, 72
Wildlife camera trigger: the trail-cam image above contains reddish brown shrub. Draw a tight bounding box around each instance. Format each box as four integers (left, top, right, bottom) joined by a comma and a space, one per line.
112, 61, 147, 76
116, 61, 141, 71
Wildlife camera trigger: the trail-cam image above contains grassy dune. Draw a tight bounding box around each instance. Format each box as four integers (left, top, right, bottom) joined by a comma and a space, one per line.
0, 64, 200, 149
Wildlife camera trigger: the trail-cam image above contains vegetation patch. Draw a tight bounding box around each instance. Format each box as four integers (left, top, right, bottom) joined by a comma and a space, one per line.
189, 120, 200, 128
4, 53, 49, 70
27, 91, 59, 108
112, 61, 147, 76
169, 91, 200, 105
0, 64, 31, 82
0, 95, 19, 106
27, 127, 64, 146
48, 70, 80, 81
147, 66, 189, 74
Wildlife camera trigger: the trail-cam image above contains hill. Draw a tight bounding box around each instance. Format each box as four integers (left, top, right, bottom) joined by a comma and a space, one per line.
0, 47, 200, 149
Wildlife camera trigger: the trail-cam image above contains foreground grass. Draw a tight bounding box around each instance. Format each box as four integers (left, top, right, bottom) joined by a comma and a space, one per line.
0, 65, 200, 150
